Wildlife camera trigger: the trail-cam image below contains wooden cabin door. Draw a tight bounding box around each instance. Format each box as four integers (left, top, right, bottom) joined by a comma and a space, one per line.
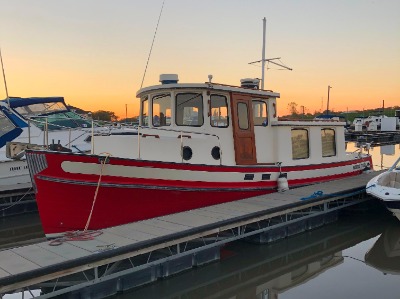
231, 93, 257, 165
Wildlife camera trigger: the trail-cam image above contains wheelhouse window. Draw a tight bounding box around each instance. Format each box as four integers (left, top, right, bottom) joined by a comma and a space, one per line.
237, 102, 249, 130
252, 100, 268, 126
291, 128, 309, 159
321, 128, 336, 157
176, 93, 203, 126
152, 93, 171, 127
210, 94, 228, 127
141, 96, 149, 126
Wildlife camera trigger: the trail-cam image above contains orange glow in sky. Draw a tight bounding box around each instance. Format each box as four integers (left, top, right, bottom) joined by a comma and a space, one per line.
1, 1, 399, 118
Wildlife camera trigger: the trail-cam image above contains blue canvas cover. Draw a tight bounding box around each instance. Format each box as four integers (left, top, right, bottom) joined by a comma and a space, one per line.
1, 96, 65, 109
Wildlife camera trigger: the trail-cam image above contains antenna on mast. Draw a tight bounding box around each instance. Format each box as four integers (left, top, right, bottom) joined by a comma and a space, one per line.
248, 18, 292, 89
0, 47, 10, 110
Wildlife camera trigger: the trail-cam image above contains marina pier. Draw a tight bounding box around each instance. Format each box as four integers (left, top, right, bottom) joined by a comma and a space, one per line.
0, 171, 381, 298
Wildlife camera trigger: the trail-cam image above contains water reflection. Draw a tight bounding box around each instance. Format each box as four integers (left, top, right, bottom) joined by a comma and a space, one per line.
118, 213, 388, 299
365, 221, 400, 275
0, 213, 44, 250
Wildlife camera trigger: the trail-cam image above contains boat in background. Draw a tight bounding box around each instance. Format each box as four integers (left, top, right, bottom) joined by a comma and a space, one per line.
25, 74, 373, 237
0, 96, 95, 188
366, 156, 400, 221
1, 96, 139, 191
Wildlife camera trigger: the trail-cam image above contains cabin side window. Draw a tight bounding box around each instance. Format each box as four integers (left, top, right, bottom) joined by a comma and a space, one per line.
152, 93, 171, 127
291, 128, 309, 159
176, 93, 204, 126
141, 97, 149, 126
252, 100, 268, 126
210, 94, 228, 128
321, 128, 336, 157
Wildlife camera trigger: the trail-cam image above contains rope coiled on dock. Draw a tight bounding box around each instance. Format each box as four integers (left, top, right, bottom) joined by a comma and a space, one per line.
300, 191, 324, 200
300, 185, 375, 201
48, 230, 103, 246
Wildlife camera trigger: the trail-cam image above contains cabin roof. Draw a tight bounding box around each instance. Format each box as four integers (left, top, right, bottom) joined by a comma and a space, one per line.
136, 82, 280, 99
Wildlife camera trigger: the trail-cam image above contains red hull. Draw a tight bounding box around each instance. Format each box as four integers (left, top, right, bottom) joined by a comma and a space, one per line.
27, 151, 372, 236
34, 179, 270, 235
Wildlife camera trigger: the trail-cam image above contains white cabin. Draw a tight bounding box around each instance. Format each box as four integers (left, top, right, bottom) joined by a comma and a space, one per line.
93, 75, 350, 167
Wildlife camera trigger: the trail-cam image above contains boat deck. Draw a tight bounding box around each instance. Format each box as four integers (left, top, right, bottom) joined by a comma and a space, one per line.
0, 182, 32, 193
0, 171, 382, 297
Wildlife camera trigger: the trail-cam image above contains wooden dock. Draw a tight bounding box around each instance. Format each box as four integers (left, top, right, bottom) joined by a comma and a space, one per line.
345, 130, 400, 146
0, 171, 382, 298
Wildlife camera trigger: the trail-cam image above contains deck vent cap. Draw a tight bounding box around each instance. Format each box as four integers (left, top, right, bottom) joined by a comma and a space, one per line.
160, 74, 179, 84
240, 78, 260, 89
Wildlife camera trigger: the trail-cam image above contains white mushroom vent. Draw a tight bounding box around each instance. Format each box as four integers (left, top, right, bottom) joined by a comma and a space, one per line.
159, 74, 179, 84
240, 78, 260, 89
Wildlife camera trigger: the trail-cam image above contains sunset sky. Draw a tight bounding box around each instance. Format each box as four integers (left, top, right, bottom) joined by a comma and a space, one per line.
0, 0, 399, 118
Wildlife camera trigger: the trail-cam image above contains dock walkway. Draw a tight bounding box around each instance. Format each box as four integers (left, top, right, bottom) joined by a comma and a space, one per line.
0, 171, 381, 298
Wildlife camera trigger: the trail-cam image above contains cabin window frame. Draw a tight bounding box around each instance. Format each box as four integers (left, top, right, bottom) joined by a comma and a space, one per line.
321, 128, 336, 157
152, 93, 171, 127
140, 96, 149, 126
252, 100, 268, 126
210, 94, 229, 128
291, 128, 310, 160
175, 92, 204, 127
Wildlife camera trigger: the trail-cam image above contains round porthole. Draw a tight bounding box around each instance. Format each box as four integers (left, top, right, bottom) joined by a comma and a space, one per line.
182, 146, 193, 161
211, 146, 221, 160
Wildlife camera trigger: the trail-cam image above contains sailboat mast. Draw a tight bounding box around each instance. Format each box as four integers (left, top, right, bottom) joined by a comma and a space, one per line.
0, 47, 10, 109
261, 17, 266, 90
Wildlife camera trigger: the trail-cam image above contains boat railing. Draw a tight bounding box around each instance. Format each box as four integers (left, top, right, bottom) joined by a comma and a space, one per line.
96, 126, 222, 164
152, 127, 222, 164
26, 116, 133, 149
27, 116, 89, 149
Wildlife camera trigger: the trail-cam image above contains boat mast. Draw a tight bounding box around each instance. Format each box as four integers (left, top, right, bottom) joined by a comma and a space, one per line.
248, 18, 292, 90
140, 0, 165, 89
326, 85, 332, 115
261, 17, 266, 90
0, 47, 10, 110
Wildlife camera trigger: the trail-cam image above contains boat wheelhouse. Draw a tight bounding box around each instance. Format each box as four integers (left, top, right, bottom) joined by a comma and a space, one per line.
26, 75, 372, 237
92, 75, 351, 167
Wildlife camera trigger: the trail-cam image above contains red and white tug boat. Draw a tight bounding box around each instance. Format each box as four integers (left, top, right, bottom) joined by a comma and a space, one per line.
26, 74, 372, 237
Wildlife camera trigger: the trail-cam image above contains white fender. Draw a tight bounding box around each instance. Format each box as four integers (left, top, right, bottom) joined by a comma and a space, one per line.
277, 174, 289, 192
